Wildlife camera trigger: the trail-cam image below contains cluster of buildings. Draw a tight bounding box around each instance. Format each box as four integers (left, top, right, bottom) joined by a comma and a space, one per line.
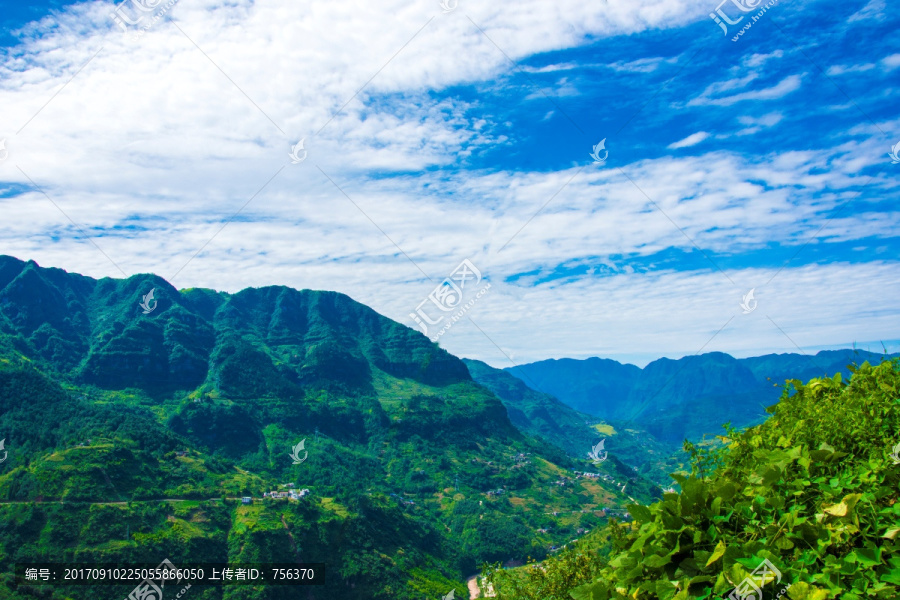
604, 508, 631, 520
508, 453, 531, 469
262, 488, 311, 500
572, 470, 608, 479
573, 470, 622, 487
239, 485, 311, 504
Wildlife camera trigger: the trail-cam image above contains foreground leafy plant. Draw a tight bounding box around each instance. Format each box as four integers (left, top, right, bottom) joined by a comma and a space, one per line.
485, 359, 900, 600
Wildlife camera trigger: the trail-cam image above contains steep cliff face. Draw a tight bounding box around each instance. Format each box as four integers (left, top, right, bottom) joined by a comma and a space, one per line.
0, 255, 471, 394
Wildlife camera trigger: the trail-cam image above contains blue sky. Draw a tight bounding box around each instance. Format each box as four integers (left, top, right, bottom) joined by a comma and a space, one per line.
0, 0, 898, 368
0, 2, 74, 46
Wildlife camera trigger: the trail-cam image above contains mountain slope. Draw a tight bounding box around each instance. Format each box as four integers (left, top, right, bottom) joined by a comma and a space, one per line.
463, 358, 599, 458
464, 358, 680, 487
0, 255, 651, 600
622, 352, 770, 443
502, 357, 641, 419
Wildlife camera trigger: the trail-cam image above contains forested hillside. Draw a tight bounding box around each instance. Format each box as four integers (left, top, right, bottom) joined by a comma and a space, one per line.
464, 358, 680, 487
0, 256, 658, 600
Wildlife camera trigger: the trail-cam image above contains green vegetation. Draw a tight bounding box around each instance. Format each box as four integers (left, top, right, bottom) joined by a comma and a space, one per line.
0, 256, 659, 599
465, 358, 680, 487
484, 359, 900, 599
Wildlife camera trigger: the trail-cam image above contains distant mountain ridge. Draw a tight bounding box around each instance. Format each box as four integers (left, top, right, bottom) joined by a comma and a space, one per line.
463, 358, 596, 459
505, 349, 897, 443
463, 359, 681, 487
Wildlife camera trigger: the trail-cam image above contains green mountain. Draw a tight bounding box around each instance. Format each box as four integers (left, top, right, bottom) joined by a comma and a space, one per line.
507, 349, 897, 443
0, 255, 657, 600
502, 357, 641, 419
485, 357, 900, 600
464, 358, 680, 488
463, 358, 599, 458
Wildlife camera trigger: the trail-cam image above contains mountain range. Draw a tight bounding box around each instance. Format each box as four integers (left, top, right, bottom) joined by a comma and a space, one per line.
463, 359, 680, 487
0, 255, 659, 600
503, 348, 896, 443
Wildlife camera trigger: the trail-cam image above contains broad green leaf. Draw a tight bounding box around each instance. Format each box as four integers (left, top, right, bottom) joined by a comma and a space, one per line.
706, 540, 726, 567
654, 579, 678, 600
627, 504, 653, 523
643, 553, 672, 568
856, 545, 881, 568
824, 501, 848, 516
570, 581, 609, 600
774, 536, 794, 550
880, 568, 900, 585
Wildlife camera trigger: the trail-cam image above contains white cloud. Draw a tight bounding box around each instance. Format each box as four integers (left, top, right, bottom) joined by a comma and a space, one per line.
882, 54, 900, 71
0, 0, 711, 189
848, 0, 885, 23
688, 75, 803, 107
827, 63, 876, 77
441, 261, 900, 368
734, 111, 783, 136
607, 56, 678, 73
3, 140, 894, 365
522, 62, 580, 74
668, 131, 709, 149
524, 77, 579, 100
743, 50, 784, 68
0, 0, 897, 369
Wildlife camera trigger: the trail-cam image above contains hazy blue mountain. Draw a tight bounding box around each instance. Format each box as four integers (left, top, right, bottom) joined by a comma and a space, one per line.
741, 349, 893, 386
464, 359, 680, 486
463, 358, 602, 458
502, 357, 641, 420
622, 352, 772, 443
507, 349, 896, 443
